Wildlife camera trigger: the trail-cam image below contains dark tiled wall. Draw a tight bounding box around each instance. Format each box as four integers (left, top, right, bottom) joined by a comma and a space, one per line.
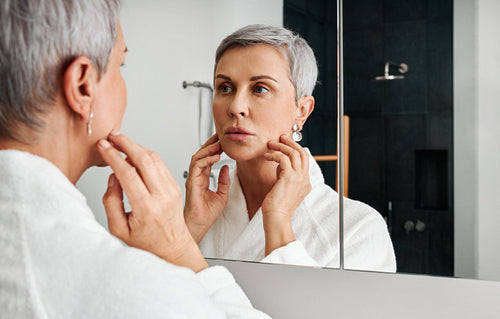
343, 0, 453, 275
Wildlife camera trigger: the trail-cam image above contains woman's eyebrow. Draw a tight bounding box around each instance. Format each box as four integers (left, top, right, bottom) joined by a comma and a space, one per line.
215, 74, 231, 81
250, 75, 278, 83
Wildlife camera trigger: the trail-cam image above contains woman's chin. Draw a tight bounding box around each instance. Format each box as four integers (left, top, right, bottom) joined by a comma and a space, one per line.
95, 161, 109, 168
222, 143, 265, 162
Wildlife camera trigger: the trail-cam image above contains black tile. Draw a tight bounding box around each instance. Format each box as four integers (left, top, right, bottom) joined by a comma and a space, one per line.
427, 21, 453, 112
344, 27, 385, 113
284, 8, 309, 37
308, 0, 326, 21
325, 24, 337, 77
383, 21, 427, 114
348, 115, 384, 200
383, 0, 427, 23
309, 19, 327, 80
427, 211, 453, 276
325, 0, 337, 24
425, 113, 452, 149
344, 0, 383, 31
324, 74, 337, 114
385, 114, 426, 201
427, 0, 452, 21
284, 0, 307, 12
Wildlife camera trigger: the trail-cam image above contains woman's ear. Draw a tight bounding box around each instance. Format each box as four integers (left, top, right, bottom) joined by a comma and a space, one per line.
295, 95, 315, 127
63, 56, 96, 122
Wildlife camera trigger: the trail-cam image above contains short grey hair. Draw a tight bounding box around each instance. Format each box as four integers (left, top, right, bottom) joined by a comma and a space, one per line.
215, 24, 318, 100
0, 0, 121, 142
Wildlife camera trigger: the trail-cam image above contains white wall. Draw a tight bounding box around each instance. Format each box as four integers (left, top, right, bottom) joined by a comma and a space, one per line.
454, 0, 500, 281
76, 0, 283, 227
209, 258, 500, 319
476, 0, 500, 281
453, 0, 478, 279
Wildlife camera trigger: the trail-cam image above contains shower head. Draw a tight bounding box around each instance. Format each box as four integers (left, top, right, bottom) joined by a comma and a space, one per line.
372, 61, 408, 82
372, 74, 405, 81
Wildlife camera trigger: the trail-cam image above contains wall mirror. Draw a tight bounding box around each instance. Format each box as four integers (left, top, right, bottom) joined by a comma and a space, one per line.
77, 0, 500, 282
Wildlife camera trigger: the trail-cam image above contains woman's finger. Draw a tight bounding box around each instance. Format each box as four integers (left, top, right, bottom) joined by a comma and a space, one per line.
267, 139, 301, 170
185, 154, 222, 192
97, 139, 150, 207
189, 141, 223, 170
279, 135, 309, 169
264, 151, 292, 172
103, 174, 130, 240
107, 132, 173, 195
200, 133, 220, 148
216, 165, 230, 197
193, 154, 220, 176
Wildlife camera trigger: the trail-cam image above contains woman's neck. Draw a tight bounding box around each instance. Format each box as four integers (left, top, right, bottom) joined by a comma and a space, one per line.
236, 157, 278, 220
0, 111, 94, 185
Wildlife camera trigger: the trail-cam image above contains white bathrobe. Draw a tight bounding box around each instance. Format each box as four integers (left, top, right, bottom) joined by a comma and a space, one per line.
0, 150, 269, 319
200, 150, 396, 272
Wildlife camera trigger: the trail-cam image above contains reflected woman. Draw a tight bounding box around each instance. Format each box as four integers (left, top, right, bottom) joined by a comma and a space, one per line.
185, 24, 396, 271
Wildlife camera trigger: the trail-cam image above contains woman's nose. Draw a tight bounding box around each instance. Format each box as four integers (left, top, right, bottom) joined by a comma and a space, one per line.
228, 91, 249, 118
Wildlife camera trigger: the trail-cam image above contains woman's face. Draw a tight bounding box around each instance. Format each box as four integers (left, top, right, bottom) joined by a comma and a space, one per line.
93, 21, 128, 139
213, 44, 298, 161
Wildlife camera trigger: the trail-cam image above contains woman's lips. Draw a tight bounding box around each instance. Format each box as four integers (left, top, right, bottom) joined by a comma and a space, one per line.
224, 127, 253, 141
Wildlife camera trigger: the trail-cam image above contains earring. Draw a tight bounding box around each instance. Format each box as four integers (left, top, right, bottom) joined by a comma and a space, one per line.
292, 123, 302, 142
87, 111, 93, 136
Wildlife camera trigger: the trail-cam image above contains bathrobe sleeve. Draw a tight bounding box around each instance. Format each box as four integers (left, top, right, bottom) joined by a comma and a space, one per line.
342, 198, 397, 272
4, 222, 272, 319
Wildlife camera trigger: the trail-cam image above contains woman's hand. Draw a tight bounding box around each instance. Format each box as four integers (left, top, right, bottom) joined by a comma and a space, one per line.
97, 132, 208, 273
261, 135, 312, 255
184, 134, 230, 243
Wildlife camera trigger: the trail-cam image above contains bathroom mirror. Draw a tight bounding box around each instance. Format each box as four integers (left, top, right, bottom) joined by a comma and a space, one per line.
76, 0, 500, 281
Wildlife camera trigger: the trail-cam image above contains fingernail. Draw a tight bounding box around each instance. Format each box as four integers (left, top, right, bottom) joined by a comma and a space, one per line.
99, 139, 111, 149
108, 174, 115, 187
110, 131, 121, 136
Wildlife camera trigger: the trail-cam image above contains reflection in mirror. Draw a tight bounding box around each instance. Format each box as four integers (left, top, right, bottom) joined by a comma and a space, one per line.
340, 0, 500, 281
194, 24, 344, 268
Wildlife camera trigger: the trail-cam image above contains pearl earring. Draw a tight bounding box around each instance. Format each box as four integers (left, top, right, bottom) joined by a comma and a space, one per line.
292, 123, 302, 142
87, 111, 93, 136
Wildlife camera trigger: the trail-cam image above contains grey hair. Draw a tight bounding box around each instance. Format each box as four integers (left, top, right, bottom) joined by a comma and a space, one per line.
215, 24, 318, 100
0, 0, 120, 142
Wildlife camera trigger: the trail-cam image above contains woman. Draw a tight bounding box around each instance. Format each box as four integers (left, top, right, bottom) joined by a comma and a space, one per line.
185, 24, 396, 271
0, 1, 269, 317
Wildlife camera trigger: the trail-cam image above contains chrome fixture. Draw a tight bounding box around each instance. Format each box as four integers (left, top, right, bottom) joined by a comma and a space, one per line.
372, 61, 408, 81
182, 81, 213, 92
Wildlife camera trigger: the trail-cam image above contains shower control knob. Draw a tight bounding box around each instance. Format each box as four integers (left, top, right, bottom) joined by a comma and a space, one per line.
183, 170, 189, 179
415, 219, 426, 232
404, 220, 415, 234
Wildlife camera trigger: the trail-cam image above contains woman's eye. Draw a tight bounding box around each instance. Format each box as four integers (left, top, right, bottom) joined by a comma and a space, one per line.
219, 84, 232, 93
254, 86, 269, 94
